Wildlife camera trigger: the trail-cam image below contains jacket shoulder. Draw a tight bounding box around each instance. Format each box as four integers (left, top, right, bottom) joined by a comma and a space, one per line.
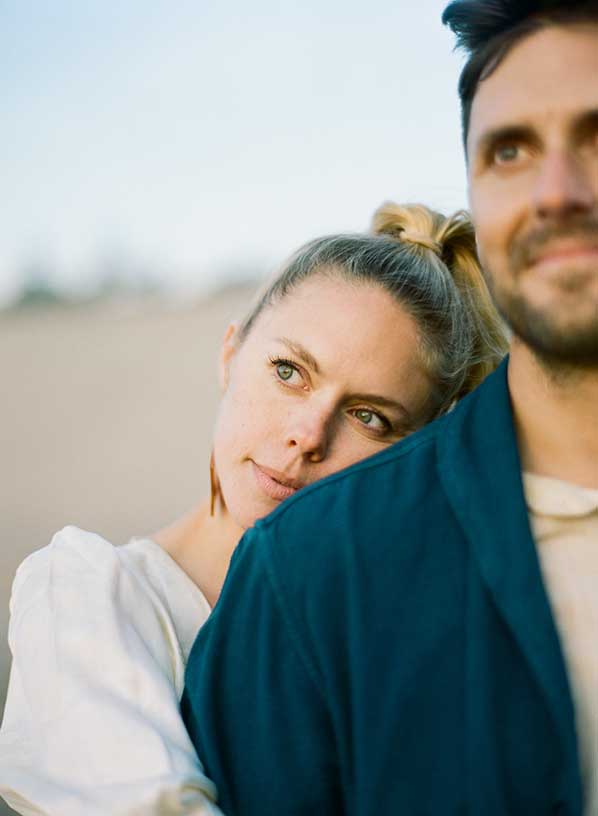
249, 410, 456, 615
260, 359, 508, 543
249, 373, 503, 619
260, 406, 451, 539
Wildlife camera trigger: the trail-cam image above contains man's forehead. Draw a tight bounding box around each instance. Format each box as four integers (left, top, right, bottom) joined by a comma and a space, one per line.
468, 23, 598, 154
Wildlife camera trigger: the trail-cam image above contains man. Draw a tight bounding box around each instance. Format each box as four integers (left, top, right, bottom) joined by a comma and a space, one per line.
182, 1, 598, 812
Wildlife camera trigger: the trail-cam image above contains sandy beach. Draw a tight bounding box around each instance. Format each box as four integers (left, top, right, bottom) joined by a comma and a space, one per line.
0, 285, 257, 814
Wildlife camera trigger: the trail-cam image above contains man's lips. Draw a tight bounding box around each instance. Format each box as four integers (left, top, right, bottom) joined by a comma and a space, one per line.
251, 461, 306, 502
529, 242, 598, 270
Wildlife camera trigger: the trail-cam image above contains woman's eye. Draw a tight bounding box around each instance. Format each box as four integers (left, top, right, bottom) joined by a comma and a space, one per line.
352, 409, 387, 431
270, 358, 304, 386
276, 362, 296, 381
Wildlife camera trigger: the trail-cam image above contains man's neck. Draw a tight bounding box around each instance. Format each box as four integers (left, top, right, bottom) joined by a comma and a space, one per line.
508, 339, 598, 490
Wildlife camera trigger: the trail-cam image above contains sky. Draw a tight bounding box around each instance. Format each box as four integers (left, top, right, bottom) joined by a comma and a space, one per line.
1, 0, 468, 304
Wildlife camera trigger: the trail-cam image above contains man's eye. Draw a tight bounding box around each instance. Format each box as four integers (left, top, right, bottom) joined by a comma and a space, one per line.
493, 143, 522, 165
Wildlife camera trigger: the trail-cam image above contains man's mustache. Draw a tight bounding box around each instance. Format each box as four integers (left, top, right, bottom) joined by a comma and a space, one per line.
510, 215, 598, 273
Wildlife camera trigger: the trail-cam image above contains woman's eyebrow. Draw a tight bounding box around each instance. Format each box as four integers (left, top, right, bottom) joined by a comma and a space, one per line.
276, 337, 321, 374
275, 337, 415, 424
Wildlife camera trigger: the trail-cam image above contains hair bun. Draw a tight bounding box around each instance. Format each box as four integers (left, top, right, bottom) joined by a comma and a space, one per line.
395, 230, 442, 256
371, 202, 445, 259
372, 199, 507, 403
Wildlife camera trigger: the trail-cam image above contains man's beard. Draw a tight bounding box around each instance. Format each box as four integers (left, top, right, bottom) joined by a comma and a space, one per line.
495, 286, 598, 369
490, 214, 598, 371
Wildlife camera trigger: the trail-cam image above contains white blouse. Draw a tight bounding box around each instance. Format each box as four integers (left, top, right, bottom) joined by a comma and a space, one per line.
0, 526, 223, 816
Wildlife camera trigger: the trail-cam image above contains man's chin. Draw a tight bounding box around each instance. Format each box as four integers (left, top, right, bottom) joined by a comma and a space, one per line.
526, 258, 598, 287
497, 290, 598, 369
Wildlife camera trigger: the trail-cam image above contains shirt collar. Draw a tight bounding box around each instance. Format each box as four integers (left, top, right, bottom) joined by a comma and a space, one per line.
523, 472, 598, 519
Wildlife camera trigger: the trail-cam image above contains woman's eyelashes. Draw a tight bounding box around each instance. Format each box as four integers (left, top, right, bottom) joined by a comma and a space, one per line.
349, 408, 392, 434
269, 356, 307, 389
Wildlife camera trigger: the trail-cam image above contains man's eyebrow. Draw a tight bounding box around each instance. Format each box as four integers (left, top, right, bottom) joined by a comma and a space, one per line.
276, 337, 321, 374
574, 108, 598, 139
472, 124, 540, 160
473, 108, 598, 159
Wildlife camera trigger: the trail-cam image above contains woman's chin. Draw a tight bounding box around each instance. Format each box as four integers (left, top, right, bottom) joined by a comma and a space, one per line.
227, 496, 281, 531
220, 471, 296, 530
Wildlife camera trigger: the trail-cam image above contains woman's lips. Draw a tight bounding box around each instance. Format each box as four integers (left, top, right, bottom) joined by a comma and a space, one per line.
251, 461, 303, 502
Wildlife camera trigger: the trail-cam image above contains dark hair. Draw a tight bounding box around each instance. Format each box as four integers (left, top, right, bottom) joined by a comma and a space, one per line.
238, 203, 507, 422
442, 0, 598, 146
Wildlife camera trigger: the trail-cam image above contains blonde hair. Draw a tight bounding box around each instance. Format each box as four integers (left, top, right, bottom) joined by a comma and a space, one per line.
239, 202, 507, 422
371, 202, 507, 409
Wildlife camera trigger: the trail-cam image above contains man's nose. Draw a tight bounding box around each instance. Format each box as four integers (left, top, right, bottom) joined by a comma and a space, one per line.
533, 149, 595, 220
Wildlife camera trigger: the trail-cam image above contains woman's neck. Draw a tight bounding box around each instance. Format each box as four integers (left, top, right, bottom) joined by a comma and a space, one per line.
153, 500, 245, 608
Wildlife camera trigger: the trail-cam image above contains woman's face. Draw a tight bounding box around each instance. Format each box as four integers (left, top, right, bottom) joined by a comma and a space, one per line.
213, 274, 432, 529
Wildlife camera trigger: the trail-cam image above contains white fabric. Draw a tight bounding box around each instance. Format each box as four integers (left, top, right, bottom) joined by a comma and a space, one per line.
524, 472, 598, 816
0, 526, 222, 816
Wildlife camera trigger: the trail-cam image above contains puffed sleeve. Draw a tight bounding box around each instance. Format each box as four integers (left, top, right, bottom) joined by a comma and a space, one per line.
0, 527, 223, 816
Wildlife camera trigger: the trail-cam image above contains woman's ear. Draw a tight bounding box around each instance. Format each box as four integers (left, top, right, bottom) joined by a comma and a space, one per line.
219, 322, 239, 391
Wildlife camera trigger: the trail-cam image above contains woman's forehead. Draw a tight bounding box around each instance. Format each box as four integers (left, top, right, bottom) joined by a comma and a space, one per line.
245, 276, 429, 391
254, 275, 402, 336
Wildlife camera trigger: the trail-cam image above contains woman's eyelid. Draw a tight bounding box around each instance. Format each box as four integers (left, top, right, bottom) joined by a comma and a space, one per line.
269, 355, 310, 388
268, 356, 395, 430
350, 406, 392, 431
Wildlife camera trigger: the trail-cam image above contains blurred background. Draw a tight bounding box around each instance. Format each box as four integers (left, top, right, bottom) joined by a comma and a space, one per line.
1, 1, 466, 811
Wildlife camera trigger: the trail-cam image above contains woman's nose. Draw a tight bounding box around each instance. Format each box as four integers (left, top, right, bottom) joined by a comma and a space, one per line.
285, 405, 334, 463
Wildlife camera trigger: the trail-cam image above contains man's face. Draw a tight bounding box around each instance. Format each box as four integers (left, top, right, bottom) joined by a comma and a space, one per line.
467, 24, 598, 368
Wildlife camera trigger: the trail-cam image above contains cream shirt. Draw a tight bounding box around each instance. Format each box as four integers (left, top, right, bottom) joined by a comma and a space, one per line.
0, 526, 223, 816
524, 473, 598, 816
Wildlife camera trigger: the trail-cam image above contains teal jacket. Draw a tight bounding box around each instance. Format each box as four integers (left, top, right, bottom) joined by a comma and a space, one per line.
182, 360, 583, 815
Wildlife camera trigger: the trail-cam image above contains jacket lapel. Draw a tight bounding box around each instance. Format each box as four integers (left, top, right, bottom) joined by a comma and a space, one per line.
436, 358, 581, 803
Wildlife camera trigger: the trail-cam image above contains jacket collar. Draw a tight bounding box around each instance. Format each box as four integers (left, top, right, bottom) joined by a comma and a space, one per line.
437, 358, 581, 798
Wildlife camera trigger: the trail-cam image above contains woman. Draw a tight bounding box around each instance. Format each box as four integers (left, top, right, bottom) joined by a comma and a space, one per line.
0, 203, 507, 815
